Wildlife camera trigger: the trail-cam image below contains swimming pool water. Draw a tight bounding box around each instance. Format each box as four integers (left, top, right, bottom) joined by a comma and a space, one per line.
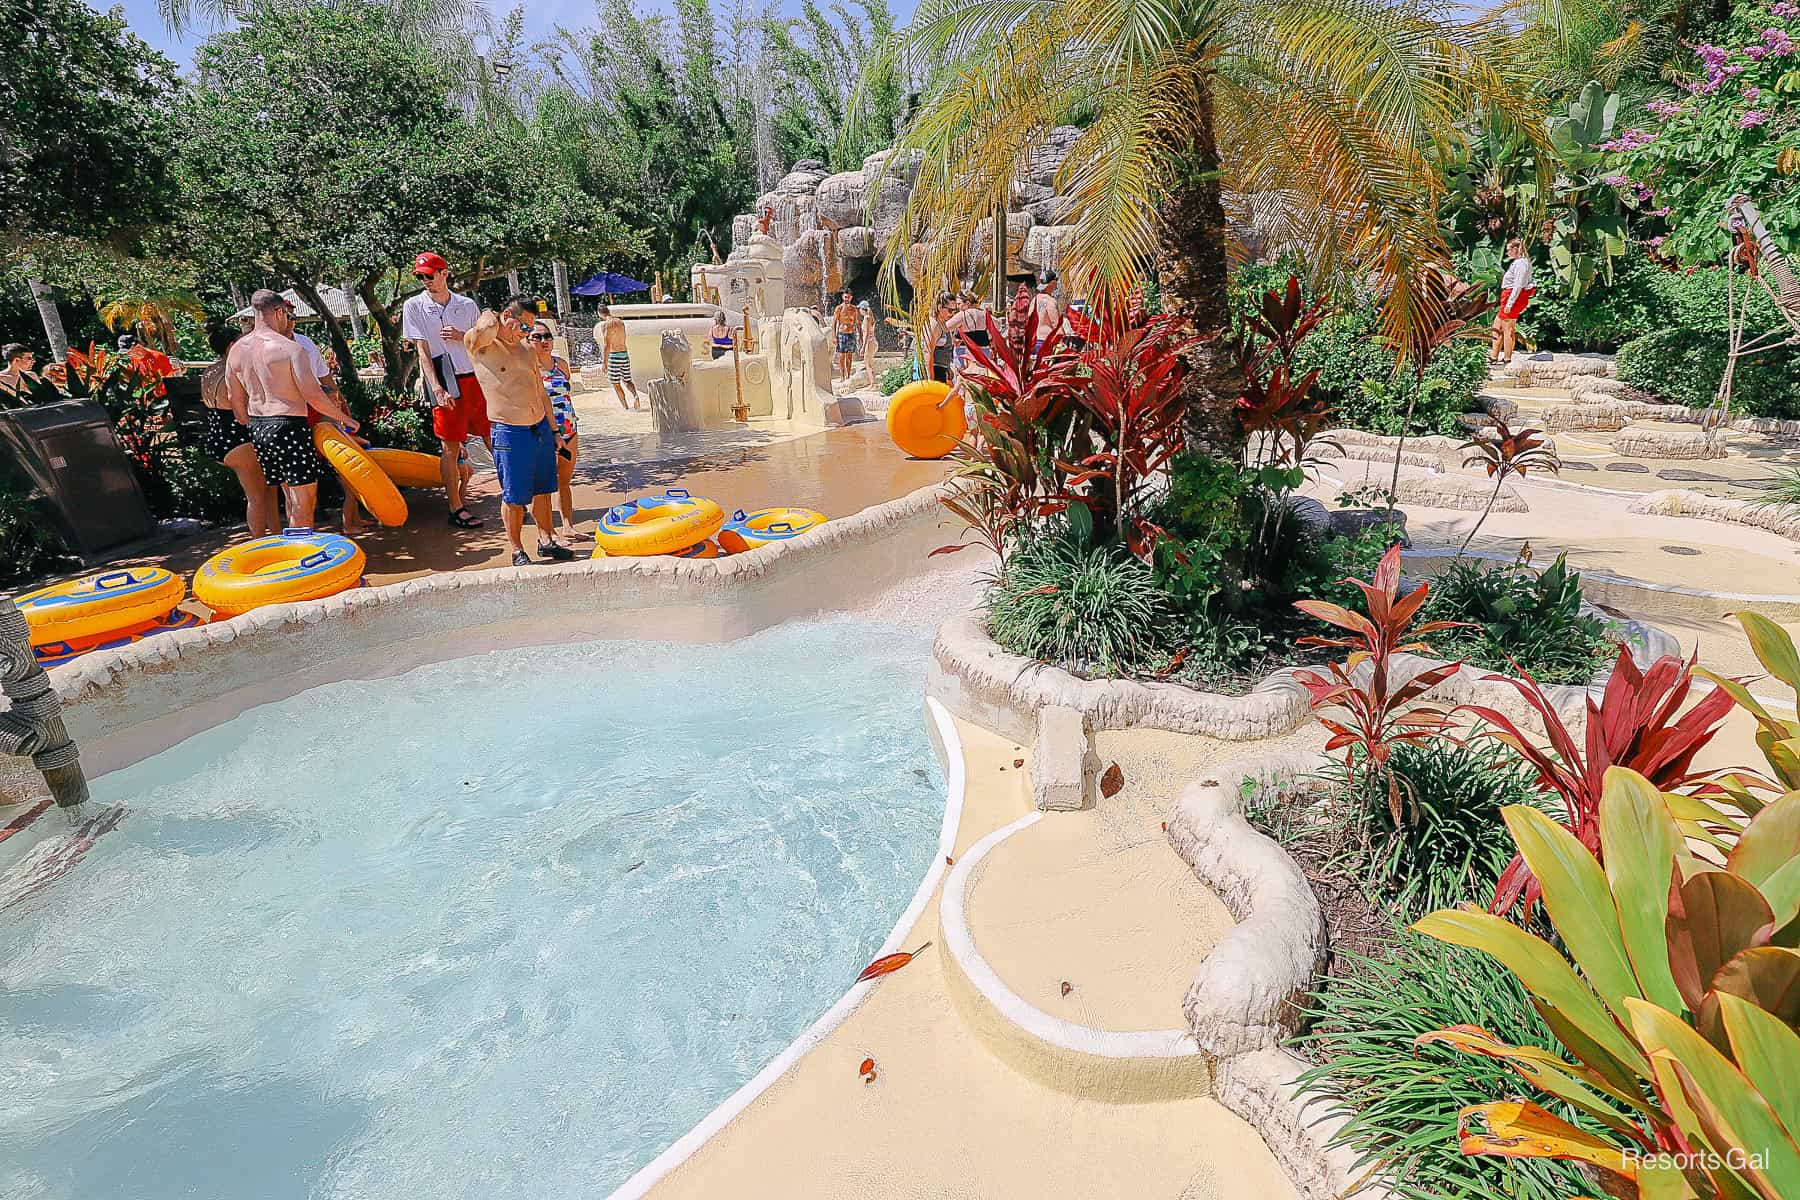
0, 621, 942, 1199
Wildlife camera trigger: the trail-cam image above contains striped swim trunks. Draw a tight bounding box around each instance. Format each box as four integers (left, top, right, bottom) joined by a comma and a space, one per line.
606, 351, 632, 383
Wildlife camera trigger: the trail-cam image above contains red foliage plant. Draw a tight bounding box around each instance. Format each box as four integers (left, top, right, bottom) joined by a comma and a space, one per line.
1234, 276, 1332, 466
1293, 543, 1466, 824
1060, 310, 1201, 552
1458, 646, 1739, 915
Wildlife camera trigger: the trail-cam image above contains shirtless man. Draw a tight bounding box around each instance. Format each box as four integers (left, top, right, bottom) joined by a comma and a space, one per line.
832, 290, 859, 380
1031, 274, 1065, 350
467, 298, 574, 566
226, 289, 358, 531
598, 303, 641, 410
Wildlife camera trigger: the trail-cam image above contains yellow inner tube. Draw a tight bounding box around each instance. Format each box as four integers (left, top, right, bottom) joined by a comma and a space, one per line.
195, 533, 367, 617
590, 491, 725, 558
718, 507, 827, 554
885, 380, 965, 459
366, 447, 443, 489
669, 538, 726, 559
314, 425, 408, 527
15, 567, 186, 645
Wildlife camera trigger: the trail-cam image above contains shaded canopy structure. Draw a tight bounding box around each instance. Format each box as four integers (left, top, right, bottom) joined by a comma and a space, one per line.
570, 271, 650, 296
228, 286, 372, 323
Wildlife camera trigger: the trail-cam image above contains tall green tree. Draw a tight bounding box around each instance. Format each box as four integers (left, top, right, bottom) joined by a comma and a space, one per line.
171, 0, 636, 388
867, 0, 1548, 454
763, 0, 909, 171
2, 0, 181, 358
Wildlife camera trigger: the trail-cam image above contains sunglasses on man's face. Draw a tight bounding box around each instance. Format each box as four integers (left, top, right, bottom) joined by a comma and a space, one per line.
528, 333, 553, 342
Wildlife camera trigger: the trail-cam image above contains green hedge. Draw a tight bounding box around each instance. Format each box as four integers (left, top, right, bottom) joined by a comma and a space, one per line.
1616, 327, 1800, 418
1521, 254, 1794, 355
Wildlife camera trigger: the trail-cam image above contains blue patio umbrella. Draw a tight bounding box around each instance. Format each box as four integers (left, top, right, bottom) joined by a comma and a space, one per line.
570, 271, 651, 297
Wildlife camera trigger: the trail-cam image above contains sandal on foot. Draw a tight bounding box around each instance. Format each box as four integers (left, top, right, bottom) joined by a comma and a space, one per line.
448, 508, 483, 529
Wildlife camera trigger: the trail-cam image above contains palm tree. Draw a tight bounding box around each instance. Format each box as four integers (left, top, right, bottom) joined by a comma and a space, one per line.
860, 0, 1549, 453
96, 290, 207, 357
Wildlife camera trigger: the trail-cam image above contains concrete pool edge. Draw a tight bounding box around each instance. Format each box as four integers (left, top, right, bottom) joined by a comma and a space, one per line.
0, 480, 964, 800
604, 695, 969, 1200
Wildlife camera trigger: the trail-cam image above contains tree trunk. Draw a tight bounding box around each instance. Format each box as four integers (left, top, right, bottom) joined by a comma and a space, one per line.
1152, 86, 1242, 460
343, 280, 366, 338
357, 272, 415, 395
29, 275, 68, 361
552, 260, 571, 319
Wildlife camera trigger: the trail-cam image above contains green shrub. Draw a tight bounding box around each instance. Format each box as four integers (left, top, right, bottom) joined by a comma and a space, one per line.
1616, 326, 1800, 418
153, 443, 247, 524
879, 364, 911, 396
1340, 738, 1543, 917
1300, 309, 1490, 437
1297, 932, 1590, 1200
1421, 554, 1615, 685
987, 526, 1172, 674
0, 482, 76, 586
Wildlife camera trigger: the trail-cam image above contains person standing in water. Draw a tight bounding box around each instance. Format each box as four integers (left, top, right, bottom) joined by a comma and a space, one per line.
1490, 237, 1536, 366
598, 303, 641, 410
402, 251, 488, 529
226, 290, 358, 531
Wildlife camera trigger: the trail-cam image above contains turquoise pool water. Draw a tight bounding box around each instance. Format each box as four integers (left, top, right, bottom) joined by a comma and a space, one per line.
0, 621, 942, 1199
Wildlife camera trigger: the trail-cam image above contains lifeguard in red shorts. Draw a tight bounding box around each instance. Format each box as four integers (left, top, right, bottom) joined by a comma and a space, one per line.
1489, 237, 1536, 367
402, 251, 489, 529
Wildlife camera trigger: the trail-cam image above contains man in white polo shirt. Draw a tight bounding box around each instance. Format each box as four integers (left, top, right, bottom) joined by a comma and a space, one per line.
402, 251, 487, 529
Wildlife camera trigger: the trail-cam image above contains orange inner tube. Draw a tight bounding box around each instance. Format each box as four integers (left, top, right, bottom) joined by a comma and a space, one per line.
885, 380, 965, 459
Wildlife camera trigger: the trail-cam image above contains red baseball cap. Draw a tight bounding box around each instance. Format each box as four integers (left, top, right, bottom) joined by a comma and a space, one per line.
413, 251, 449, 276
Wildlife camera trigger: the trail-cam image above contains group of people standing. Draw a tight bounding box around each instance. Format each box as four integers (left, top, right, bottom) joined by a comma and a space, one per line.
916, 273, 1069, 385
201, 250, 594, 567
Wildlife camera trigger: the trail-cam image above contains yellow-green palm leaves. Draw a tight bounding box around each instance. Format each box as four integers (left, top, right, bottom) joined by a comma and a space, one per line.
862, 0, 1550, 368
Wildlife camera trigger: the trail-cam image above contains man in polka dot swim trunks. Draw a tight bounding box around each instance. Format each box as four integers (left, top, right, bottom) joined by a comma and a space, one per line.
225, 290, 359, 530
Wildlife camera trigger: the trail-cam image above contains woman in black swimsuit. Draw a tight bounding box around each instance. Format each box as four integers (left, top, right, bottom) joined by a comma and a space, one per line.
929, 297, 956, 384
201, 325, 278, 535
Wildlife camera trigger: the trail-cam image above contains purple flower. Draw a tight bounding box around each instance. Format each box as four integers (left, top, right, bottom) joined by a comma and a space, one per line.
1765, 27, 1795, 54
1634, 183, 1655, 202
1772, 0, 1798, 16
1746, 44, 1770, 59
1647, 236, 1667, 247
1741, 110, 1770, 127
1745, 86, 1762, 101
1650, 207, 1672, 217
1724, 62, 1747, 75
1599, 127, 1657, 151
1602, 173, 1631, 186
1647, 97, 1686, 119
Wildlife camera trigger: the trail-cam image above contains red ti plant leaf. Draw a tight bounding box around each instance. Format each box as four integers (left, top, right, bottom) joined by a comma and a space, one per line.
1294, 543, 1467, 822
1459, 645, 1742, 916
856, 942, 932, 983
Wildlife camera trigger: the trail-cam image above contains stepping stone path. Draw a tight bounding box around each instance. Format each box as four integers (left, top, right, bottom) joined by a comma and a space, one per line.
1561, 461, 1599, 471
1657, 469, 1730, 483
1606, 462, 1651, 473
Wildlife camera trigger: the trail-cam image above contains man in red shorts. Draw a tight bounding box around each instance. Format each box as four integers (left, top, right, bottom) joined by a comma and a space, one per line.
403, 251, 488, 528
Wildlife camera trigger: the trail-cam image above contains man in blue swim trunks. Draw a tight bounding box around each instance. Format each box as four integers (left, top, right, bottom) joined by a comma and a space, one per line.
467, 298, 576, 567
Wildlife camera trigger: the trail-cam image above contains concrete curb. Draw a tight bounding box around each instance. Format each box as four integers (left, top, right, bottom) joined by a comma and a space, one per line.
937, 812, 1212, 1103
1166, 751, 1390, 1200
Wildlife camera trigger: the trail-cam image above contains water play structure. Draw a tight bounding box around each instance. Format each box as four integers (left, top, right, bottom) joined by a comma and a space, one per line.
194, 531, 366, 616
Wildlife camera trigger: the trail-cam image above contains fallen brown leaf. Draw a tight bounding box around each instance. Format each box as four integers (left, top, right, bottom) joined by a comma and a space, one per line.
1099, 762, 1124, 799
1060, 981, 1072, 997
856, 942, 932, 983
1012, 758, 1024, 768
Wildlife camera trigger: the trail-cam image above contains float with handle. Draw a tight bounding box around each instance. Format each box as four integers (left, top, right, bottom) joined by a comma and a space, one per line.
194, 531, 366, 617
885, 379, 965, 459
14, 567, 188, 656
313, 424, 407, 526
591, 490, 725, 558
717, 507, 827, 554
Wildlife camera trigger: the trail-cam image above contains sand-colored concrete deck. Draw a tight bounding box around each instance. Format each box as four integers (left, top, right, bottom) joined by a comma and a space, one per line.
645, 718, 1297, 1200
101, 388, 947, 599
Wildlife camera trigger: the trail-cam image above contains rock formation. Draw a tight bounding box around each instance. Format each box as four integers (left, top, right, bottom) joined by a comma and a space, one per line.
727, 129, 1088, 303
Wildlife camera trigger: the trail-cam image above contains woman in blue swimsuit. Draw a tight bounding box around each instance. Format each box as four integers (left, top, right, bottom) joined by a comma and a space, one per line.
532, 321, 587, 541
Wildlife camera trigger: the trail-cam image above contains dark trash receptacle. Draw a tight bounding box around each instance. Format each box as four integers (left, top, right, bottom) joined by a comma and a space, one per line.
0, 399, 156, 559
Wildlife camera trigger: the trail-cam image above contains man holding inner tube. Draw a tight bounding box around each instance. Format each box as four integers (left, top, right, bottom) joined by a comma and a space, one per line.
466, 298, 576, 567
226, 290, 359, 531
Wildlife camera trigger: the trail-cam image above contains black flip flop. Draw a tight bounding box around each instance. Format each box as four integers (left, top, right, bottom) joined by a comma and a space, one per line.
448, 508, 483, 528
